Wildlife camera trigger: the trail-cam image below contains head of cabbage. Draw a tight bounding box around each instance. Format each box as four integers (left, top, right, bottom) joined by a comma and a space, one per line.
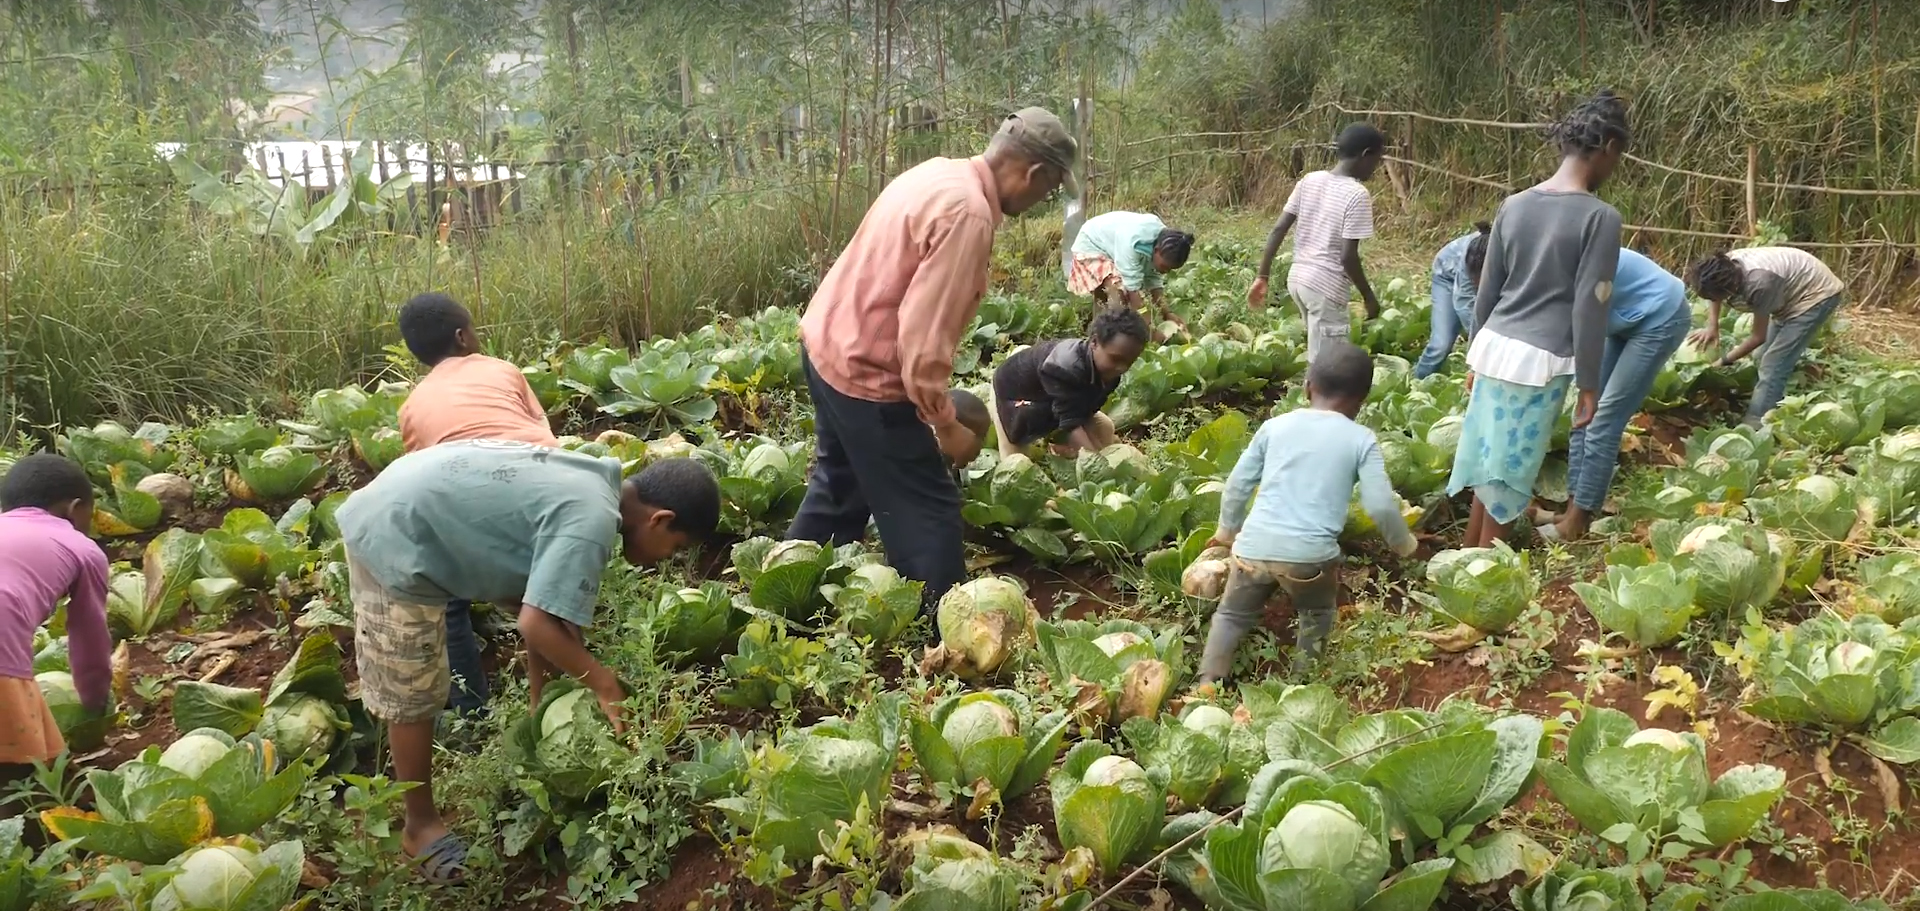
909, 691, 1069, 815
506, 679, 630, 803
827, 562, 924, 643
159, 730, 242, 780
1049, 742, 1164, 876
254, 694, 349, 763
36, 670, 111, 751
1268, 799, 1393, 904
1422, 542, 1535, 634
921, 577, 1035, 680
149, 838, 304, 911
738, 442, 792, 479
984, 453, 1055, 525
1181, 546, 1232, 600
893, 827, 1025, 911
764, 539, 824, 570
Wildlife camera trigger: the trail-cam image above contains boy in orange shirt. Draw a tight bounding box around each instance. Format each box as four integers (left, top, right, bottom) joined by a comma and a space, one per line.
395, 292, 558, 719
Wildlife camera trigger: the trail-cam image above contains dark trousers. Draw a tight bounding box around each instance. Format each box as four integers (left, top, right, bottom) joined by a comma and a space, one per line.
445, 600, 489, 716
788, 351, 966, 614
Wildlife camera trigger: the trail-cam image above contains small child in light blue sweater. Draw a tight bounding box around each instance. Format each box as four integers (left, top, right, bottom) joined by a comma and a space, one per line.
1199, 342, 1418, 682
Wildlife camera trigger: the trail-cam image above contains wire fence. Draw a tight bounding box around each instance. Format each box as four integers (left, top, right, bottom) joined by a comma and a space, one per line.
13, 101, 1920, 261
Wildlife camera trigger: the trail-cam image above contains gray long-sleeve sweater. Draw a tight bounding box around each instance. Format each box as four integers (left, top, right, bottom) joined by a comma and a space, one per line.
1472, 189, 1623, 391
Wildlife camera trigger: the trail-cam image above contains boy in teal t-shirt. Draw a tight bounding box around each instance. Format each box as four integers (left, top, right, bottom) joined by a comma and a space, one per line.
335, 442, 720, 884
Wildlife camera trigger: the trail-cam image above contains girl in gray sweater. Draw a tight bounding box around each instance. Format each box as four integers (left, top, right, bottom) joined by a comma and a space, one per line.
1446, 91, 1631, 548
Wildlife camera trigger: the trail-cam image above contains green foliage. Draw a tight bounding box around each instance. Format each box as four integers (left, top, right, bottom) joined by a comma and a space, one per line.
1415, 543, 1536, 635
1574, 563, 1702, 648
1724, 612, 1920, 763
1533, 708, 1785, 862
1049, 742, 1166, 877
0, 816, 75, 911
713, 694, 905, 866
908, 691, 1068, 813
1035, 618, 1185, 726
41, 730, 310, 865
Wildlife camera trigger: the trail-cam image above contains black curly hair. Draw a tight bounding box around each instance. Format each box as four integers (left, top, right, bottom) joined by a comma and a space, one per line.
1336, 122, 1387, 159
1153, 229, 1195, 270
1688, 251, 1746, 303
1547, 89, 1631, 158
397, 292, 474, 366
948, 389, 992, 442
1464, 221, 1493, 280
1089, 306, 1151, 348
626, 458, 721, 539
1307, 341, 1375, 402
1, 453, 93, 513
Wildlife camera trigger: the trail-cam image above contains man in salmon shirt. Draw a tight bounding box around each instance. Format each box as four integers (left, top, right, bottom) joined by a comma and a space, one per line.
395, 292, 558, 720
790, 107, 1078, 617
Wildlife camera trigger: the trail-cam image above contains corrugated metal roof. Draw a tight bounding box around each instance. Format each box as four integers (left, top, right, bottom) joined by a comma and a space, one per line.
154, 141, 525, 187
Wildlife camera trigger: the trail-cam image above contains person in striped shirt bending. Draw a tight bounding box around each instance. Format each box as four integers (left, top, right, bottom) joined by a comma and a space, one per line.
1686, 246, 1847, 427
1249, 122, 1387, 363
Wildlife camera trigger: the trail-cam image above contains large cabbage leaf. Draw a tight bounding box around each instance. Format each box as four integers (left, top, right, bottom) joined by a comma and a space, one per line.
106, 530, 204, 638
201, 508, 315, 591
40, 729, 309, 865
1573, 561, 1701, 647
1049, 742, 1165, 876
1533, 707, 1783, 851
170, 682, 266, 739
908, 691, 1068, 817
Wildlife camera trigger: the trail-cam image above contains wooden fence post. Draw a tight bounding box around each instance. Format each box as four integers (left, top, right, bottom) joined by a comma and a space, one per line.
1745, 144, 1759, 237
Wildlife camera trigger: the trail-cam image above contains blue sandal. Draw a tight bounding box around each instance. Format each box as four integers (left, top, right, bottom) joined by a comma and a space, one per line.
409, 833, 469, 885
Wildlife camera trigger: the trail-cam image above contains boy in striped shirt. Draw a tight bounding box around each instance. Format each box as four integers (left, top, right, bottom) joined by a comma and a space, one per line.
1249, 123, 1387, 363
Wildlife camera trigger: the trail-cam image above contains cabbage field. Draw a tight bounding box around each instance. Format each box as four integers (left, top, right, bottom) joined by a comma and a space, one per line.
8, 240, 1920, 911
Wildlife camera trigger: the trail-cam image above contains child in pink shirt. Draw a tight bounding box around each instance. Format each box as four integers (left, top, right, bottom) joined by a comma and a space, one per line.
0, 454, 111, 766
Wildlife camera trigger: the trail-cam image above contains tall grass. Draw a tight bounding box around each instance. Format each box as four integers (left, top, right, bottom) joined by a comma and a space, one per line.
1, 177, 848, 436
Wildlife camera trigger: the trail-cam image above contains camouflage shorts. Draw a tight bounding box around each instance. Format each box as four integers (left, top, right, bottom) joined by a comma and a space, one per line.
349, 556, 449, 724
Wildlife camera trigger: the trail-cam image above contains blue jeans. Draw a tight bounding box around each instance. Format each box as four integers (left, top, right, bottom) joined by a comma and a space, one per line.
1565, 305, 1692, 511
1414, 275, 1472, 378
1747, 294, 1843, 424
445, 600, 489, 716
